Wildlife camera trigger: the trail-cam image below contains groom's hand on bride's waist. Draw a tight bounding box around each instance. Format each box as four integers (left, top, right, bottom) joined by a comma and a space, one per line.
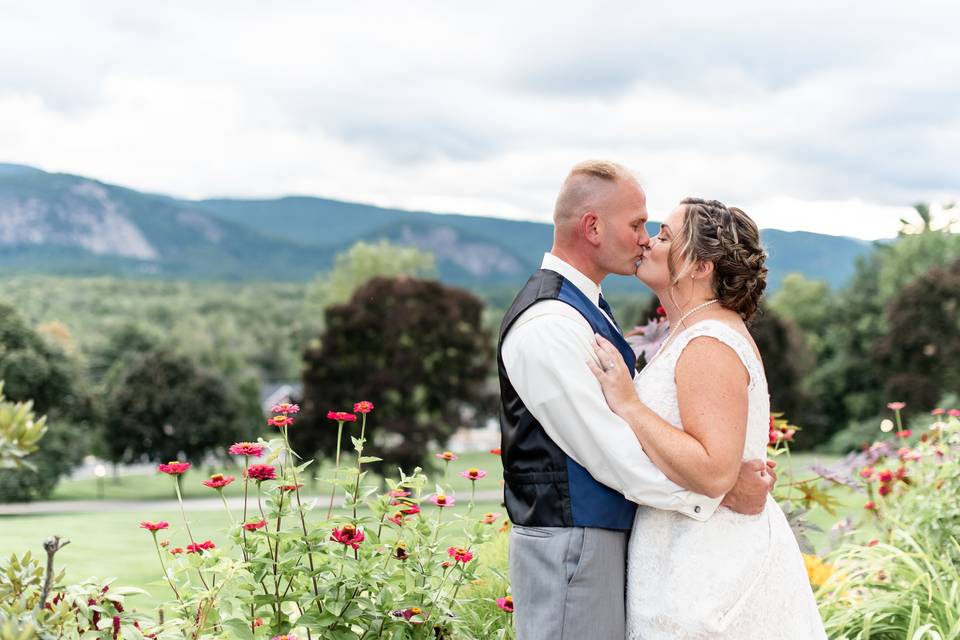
720, 459, 777, 515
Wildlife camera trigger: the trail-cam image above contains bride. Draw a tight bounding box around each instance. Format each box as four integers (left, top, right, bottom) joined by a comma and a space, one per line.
588, 198, 826, 639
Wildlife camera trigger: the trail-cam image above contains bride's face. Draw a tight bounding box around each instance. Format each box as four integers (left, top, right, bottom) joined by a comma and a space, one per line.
635, 205, 686, 289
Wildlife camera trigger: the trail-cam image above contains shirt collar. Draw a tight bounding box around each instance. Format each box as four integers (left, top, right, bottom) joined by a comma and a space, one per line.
541, 253, 603, 308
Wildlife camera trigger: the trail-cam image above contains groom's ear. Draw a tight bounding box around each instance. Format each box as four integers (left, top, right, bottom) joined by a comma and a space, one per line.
579, 211, 602, 246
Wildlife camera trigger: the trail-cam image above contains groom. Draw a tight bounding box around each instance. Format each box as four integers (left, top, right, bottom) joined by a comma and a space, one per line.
497, 160, 775, 639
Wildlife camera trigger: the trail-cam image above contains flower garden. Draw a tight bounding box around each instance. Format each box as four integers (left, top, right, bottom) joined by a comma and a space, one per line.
2, 399, 960, 639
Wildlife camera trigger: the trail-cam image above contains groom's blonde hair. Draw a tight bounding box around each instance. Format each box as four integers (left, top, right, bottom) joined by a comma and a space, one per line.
553, 160, 637, 229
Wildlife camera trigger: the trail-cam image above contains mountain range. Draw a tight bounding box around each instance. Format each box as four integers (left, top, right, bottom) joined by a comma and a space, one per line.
0, 163, 874, 292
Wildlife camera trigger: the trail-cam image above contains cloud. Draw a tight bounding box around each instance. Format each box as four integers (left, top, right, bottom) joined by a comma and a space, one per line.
0, 1, 957, 239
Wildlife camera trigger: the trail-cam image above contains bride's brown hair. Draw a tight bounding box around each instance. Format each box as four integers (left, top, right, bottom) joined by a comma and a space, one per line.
668, 198, 768, 323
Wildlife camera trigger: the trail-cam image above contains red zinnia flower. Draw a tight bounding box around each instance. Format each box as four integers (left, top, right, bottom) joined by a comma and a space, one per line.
489, 448, 502, 455
400, 503, 421, 516
139, 520, 169, 532
878, 469, 893, 484
867, 539, 879, 547
887, 402, 906, 411
330, 524, 365, 549
429, 494, 455, 508
243, 519, 268, 531
158, 461, 191, 476
447, 546, 473, 563
186, 540, 216, 554
896, 429, 912, 439
496, 596, 514, 613
270, 403, 300, 415
353, 401, 374, 414
459, 468, 488, 481
268, 415, 295, 428
228, 442, 265, 457
435, 451, 457, 462
170, 547, 183, 555
480, 512, 501, 525
388, 511, 406, 526
327, 411, 357, 423
245, 464, 277, 482
878, 484, 892, 497
279, 483, 303, 492
864, 501, 877, 510
202, 474, 235, 489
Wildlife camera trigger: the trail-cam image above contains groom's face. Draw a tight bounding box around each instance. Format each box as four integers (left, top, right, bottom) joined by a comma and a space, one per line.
597, 179, 650, 276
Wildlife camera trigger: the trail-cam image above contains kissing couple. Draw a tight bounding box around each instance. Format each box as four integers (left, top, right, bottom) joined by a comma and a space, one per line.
497, 160, 827, 639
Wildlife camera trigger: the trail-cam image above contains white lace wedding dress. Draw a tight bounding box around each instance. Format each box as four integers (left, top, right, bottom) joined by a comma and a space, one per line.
626, 320, 826, 639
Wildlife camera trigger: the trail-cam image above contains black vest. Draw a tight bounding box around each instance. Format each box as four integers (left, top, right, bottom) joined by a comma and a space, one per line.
498, 269, 637, 530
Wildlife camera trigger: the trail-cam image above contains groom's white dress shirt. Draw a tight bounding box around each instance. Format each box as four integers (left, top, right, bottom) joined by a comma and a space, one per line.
501, 253, 721, 521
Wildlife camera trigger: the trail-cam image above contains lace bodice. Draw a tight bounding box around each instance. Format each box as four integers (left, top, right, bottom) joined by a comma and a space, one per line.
625, 320, 826, 639
634, 319, 770, 461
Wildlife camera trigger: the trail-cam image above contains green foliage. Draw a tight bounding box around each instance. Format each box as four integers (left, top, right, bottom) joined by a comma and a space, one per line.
0, 421, 86, 502
0, 383, 47, 470
768, 273, 833, 356
297, 276, 493, 474
102, 348, 257, 464
873, 258, 960, 412
305, 240, 436, 317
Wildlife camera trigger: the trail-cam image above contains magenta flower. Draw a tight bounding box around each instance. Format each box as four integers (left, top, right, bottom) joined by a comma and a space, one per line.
202, 473, 235, 489
353, 401, 374, 414
435, 451, 458, 462
429, 494, 455, 508
139, 520, 169, 532
242, 519, 268, 531
270, 403, 300, 415
244, 464, 276, 482
330, 524, 365, 549
186, 540, 216, 554
267, 415, 295, 428
447, 546, 474, 563
158, 461, 191, 476
327, 411, 357, 423
496, 596, 514, 613
228, 442, 265, 457
887, 402, 906, 411
459, 468, 488, 481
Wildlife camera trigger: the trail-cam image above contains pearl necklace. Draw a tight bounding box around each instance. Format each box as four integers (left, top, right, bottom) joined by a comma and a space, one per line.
652, 299, 719, 360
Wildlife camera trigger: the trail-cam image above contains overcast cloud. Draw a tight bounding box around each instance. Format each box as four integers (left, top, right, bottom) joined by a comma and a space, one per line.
0, 0, 957, 239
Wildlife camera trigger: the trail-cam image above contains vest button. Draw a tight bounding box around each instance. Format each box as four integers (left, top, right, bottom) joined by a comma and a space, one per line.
694, 505, 701, 514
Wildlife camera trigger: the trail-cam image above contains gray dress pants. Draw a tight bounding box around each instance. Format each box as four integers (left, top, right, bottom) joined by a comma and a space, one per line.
509, 525, 628, 640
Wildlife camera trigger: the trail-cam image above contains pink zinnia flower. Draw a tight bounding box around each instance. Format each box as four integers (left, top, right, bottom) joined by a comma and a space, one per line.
887, 402, 906, 411
330, 524, 365, 549
388, 511, 406, 526
327, 411, 357, 423
447, 546, 473, 563
459, 468, 487, 481
243, 519, 268, 531
353, 401, 374, 414
429, 494, 455, 508
158, 461, 191, 476
949, 409, 960, 417
388, 489, 411, 498
202, 473, 235, 490
268, 415, 294, 428
139, 520, 169, 532
496, 596, 514, 613
270, 403, 300, 415
435, 451, 457, 462
896, 429, 913, 439
228, 442, 265, 457
245, 464, 277, 482
864, 501, 877, 510
480, 512, 501, 525
272, 635, 297, 640
859, 466, 875, 481
931, 408, 946, 416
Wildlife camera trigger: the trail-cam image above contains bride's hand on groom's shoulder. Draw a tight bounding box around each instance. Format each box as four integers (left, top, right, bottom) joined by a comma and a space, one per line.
587, 334, 638, 416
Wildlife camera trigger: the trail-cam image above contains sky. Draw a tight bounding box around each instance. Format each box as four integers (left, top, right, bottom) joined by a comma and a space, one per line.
0, 1, 957, 240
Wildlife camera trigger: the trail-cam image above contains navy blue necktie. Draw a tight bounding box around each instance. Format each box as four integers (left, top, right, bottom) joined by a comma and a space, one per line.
598, 294, 621, 332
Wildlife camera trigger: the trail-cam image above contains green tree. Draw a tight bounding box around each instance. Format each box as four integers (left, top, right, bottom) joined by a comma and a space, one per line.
295, 276, 492, 474
768, 273, 833, 356
102, 348, 255, 464
305, 240, 436, 312
873, 257, 960, 412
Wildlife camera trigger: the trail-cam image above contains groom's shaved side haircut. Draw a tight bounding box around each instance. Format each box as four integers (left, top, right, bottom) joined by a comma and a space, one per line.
554, 160, 636, 231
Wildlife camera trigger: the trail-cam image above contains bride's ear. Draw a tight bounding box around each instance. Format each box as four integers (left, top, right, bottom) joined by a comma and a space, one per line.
693, 259, 715, 280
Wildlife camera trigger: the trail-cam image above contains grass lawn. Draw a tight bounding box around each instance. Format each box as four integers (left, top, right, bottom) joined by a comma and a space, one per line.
50, 451, 505, 502
0, 498, 507, 612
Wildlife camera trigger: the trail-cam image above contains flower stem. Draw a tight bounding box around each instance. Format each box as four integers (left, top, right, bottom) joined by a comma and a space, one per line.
282, 426, 322, 616
326, 421, 345, 519
218, 491, 235, 527
351, 415, 368, 521
151, 534, 182, 603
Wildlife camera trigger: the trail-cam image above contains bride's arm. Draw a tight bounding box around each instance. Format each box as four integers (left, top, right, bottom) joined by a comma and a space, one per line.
588, 334, 748, 499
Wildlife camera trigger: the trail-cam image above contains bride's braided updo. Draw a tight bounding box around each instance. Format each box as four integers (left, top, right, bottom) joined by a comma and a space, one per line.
669, 198, 768, 323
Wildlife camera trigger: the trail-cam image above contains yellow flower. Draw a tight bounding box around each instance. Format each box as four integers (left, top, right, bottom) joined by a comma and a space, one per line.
802, 554, 836, 587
